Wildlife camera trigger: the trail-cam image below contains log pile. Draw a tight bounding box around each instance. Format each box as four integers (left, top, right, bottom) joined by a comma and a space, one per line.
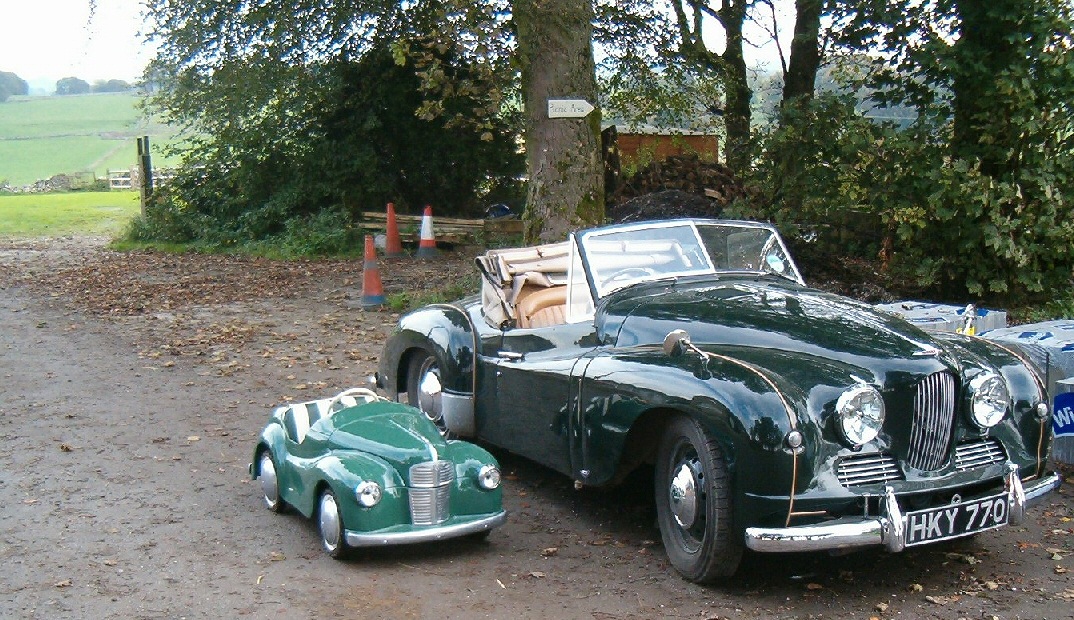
609, 154, 748, 208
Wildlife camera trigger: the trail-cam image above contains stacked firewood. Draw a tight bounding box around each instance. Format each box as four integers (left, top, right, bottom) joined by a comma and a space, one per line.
609, 154, 748, 207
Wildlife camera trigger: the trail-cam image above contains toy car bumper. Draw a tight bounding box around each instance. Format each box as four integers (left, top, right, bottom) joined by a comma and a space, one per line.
744, 466, 1061, 554
344, 510, 507, 547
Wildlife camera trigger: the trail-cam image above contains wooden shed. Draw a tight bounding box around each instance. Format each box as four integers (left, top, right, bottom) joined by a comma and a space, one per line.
608, 124, 720, 167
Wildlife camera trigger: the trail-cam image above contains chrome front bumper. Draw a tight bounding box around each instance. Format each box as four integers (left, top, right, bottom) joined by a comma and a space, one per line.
745, 467, 1062, 554
344, 511, 506, 547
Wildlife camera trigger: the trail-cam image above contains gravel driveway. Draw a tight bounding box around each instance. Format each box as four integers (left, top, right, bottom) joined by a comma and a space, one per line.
2, 237, 1072, 619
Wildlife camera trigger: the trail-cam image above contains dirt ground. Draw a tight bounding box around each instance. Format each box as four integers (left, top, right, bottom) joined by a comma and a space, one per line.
2, 236, 1073, 620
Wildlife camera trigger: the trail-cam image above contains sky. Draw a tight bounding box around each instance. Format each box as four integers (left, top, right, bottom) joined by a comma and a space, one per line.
0, 0, 154, 90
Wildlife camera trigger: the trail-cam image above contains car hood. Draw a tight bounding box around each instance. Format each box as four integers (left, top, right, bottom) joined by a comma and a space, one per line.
606, 277, 963, 379
326, 402, 449, 473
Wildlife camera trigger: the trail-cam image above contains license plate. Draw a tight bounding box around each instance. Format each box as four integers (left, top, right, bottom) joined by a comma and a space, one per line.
904, 492, 1009, 547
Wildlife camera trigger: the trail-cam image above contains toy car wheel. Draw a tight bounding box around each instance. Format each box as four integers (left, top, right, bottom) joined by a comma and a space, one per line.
318, 488, 350, 559
258, 451, 284, 513
655, 415, 742, 583
406, 350, 453, 437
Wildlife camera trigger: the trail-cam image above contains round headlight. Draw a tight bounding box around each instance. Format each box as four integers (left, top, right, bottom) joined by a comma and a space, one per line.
969, 372, 1009, 428
477, 465, 501, 490
836, 385, 885, 445
355, 481, 382, 507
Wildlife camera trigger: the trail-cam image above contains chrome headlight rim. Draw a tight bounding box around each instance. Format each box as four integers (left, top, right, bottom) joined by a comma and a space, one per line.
836, 385, 886, 446
477, 464, 501, 490
355, 480, 382, 507
969, 372, 1010, 429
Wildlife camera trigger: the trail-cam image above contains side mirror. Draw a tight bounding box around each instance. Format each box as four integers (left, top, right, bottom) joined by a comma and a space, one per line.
663, 329, 691, 357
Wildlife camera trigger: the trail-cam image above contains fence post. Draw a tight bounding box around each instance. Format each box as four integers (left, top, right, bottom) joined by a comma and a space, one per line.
137, 135, 154, 215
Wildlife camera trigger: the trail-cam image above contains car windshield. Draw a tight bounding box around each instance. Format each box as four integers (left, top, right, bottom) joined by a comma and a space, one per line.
578, 220, 803, 298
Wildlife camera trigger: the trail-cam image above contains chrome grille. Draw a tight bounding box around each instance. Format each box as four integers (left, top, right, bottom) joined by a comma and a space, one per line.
409, 460, 454, 526
836, 452, 903, 486
907, 371, 957, 471
954, 438, 1006, 471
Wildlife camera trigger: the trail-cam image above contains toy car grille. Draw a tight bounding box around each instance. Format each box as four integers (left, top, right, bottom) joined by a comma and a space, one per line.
907, 371, 957, 471
409, 460, 454, 526
953, 438, 1007, 471
836, 452, 904, 486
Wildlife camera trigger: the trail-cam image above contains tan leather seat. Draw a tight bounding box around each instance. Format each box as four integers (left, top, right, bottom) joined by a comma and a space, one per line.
516, 286, 568, 328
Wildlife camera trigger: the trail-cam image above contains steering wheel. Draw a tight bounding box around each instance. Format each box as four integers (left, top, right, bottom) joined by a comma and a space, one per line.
602, 267, 657, 288
327, 387, 382, 414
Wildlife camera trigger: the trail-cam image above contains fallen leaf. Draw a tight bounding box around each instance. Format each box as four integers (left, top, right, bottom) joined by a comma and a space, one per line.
541, 547, 559, 557
59, 443, 73, 452
909, 583, 924, 593
925, 595, 957, 605
54, 579, 71, 588
806, 582, 824, 591
529, 571, 546, 578
875, 602, 889, 612
187, 436, 200, 442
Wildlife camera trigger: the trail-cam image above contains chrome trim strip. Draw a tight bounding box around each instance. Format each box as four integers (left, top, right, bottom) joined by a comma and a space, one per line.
344, 511, 507, 547
745, 473, 1061, 554
441, 391, 475, 437
1024, 471, 1062, 506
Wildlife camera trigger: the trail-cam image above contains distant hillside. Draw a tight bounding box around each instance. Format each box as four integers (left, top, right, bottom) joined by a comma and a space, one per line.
0, 92, 180, 187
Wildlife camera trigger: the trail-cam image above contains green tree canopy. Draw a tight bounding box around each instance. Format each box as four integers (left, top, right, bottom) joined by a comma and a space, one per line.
55, 77, 90, 95
0, 71, 29, 102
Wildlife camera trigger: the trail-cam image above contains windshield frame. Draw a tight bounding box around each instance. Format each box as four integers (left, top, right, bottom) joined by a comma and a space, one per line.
575, 219, 804, 302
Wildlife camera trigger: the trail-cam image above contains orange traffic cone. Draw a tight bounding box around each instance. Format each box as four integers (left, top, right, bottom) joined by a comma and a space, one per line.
416, 205, 439, 258
384, 202, 404, 258
361, 235, 385, 307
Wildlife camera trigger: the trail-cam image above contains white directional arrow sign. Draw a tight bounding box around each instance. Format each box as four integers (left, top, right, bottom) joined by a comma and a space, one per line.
548, 98, 595, 119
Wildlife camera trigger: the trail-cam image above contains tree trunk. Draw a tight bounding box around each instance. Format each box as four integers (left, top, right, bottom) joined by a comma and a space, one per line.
515, 0, 605, 244
781, 0, 821, 105
720, 1, 751, 173
773, 0, 822, 213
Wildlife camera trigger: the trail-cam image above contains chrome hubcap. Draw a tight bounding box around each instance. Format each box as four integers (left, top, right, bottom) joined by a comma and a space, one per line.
319, 493, 341, 552
416, 360, 444, 424
259, 454, 278, 509
669, 462, 699, 529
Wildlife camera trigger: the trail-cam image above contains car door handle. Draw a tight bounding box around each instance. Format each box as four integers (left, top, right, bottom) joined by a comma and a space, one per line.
497, 351, 524, 362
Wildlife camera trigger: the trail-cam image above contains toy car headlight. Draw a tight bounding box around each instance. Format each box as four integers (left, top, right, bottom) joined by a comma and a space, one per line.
477, 465, 501, 490
836, 385, 885, 445
355, 481, 382, 507
969, 372, 1009, 428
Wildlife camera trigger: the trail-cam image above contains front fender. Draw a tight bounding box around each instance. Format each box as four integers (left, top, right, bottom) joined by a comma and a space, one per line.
378, 302, 477, 397
311, 452, 410, 528
578, 346, 811, 493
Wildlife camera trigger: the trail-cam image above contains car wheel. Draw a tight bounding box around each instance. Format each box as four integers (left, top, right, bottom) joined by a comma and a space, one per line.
655, 416, 742, 582
406, 350, 453, 438
318, 488, 350, 559
258, 451, 284, 513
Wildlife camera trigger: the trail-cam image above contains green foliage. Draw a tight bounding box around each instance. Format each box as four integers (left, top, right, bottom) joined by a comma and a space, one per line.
0, 71, 28, 102
56, 77, 91, 96
141, 0, 524, 249
756, 0, 1074, 304
385, 272, 478, 312
92, 79, 132, 94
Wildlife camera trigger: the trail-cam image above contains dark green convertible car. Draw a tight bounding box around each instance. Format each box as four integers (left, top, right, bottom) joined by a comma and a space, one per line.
251, 388, 505, 557
375, 218, 1061, 582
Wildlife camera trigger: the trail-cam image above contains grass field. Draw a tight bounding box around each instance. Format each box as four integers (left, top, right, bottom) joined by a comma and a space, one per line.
0, 93, 181, 186
0, 191, 141, 237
